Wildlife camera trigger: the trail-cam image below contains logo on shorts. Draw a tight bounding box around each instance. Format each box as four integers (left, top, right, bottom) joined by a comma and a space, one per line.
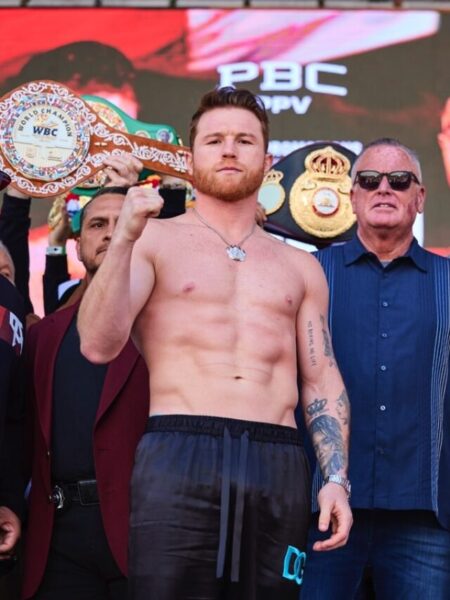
282, 545, 306, 585
0, 307, 23, 355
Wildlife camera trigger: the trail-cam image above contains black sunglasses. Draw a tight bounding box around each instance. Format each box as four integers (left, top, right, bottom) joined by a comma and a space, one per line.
0, 170, 11, 192
354, 170, 421, 192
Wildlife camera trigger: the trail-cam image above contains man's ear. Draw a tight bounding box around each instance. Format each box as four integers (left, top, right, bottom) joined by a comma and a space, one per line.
75, 237, 81, 262
186, 150, 193, 176
350, 187, 357, 215
264, 152, 273, 174
416, 186, 426, 214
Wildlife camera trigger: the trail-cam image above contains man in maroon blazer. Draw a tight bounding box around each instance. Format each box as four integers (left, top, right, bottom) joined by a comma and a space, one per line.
23, 158, 151, 599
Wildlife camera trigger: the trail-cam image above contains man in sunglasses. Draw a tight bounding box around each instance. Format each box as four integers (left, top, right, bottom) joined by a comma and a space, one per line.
301, 137, 450, 599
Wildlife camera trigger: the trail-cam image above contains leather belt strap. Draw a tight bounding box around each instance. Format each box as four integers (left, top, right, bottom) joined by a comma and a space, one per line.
51, 479, 99, 510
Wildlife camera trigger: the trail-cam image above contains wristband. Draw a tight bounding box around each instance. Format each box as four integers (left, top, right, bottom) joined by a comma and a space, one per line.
46, 246, 66, 256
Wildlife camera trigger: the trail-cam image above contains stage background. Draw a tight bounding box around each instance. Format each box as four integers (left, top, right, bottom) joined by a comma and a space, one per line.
0, 7, 449, 313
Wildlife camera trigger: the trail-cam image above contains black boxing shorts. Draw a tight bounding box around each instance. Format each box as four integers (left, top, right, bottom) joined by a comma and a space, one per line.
128, 414, 311, 600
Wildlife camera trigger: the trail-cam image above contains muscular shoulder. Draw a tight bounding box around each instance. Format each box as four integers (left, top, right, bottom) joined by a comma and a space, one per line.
135, 214, 187, 254
263, 235, 326, 284
143, 213, 189, 236
269, 235, 322, 264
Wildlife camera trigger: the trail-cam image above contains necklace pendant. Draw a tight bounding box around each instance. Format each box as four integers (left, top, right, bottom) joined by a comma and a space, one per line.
226, 245, 246, 261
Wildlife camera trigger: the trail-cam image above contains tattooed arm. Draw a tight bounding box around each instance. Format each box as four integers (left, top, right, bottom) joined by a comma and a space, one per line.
305, 392, 349, 479
296, 253, 352, 551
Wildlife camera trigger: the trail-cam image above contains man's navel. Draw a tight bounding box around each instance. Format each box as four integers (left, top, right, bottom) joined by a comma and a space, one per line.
182, 282, 196, 293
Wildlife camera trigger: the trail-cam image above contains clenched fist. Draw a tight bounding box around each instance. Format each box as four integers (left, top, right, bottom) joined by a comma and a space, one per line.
115, 186, 164, 243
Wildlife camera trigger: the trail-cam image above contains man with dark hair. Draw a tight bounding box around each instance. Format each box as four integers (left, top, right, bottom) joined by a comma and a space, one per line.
302, 138, 450, 599
78, 87, 352, 599
23, 158, 150, 600
189, 86, 269, 150
80, 186, 131, 229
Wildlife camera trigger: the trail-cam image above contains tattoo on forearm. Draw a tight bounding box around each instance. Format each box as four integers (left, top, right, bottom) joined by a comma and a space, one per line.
307, 320, 317, 367
308, 414, 345, 478
306, 398, 328, 417
336, 389, 350, 426
320, 314, 336, 367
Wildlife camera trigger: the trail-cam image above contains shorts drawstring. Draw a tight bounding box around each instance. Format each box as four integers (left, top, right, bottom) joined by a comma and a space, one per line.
231, 430, 249, 582
216, 427, 232, 579
216, 428, 250, 582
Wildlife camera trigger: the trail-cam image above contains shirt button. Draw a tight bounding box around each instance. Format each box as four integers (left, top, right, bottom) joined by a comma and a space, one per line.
381, 332, 388, 338
380, 365, 387, 371
382, 301, 389, 307
46, 450, 50, 458
380, 405, 386, 411
376, 447, 385, 454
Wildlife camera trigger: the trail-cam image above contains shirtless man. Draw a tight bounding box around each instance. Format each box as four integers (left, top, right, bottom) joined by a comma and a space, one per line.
78, 87, 352, 600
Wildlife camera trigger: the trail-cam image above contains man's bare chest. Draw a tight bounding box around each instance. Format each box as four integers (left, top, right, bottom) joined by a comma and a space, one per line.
151, 234, 304, 315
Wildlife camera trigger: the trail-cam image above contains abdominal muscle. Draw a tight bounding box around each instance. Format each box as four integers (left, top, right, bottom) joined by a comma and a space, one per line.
135, 306, 300, 428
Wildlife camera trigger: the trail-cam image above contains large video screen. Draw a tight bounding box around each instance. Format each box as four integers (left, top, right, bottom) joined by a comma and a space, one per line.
0, 8, 449, 312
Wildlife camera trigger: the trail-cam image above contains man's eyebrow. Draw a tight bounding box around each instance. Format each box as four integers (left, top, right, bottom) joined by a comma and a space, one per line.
86, 215, 108, 223
236, 132, 257, 139
202, 132, 224, 139
202, 132, 258, 139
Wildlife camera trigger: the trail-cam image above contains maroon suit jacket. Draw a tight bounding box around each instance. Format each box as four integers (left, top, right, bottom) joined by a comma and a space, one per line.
22, 302, 149, 599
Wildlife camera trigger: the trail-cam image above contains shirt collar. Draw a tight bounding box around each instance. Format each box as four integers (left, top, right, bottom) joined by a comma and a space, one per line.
343, 234, 428, 272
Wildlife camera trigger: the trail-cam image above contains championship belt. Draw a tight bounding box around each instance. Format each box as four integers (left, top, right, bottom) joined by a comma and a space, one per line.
84, 95, 182, 145
74, 95, 184, 193
258, 142, 356, 247
0, 80, 190, 198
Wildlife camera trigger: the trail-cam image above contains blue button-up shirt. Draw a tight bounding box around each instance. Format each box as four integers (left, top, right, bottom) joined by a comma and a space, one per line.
313, 236, 450, 528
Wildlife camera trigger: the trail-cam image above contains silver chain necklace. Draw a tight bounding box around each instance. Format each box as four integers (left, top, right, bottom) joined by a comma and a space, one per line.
192, 208, 256, 262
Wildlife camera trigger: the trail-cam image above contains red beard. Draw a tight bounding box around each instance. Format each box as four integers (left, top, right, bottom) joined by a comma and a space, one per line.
192, 164, 265, 202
